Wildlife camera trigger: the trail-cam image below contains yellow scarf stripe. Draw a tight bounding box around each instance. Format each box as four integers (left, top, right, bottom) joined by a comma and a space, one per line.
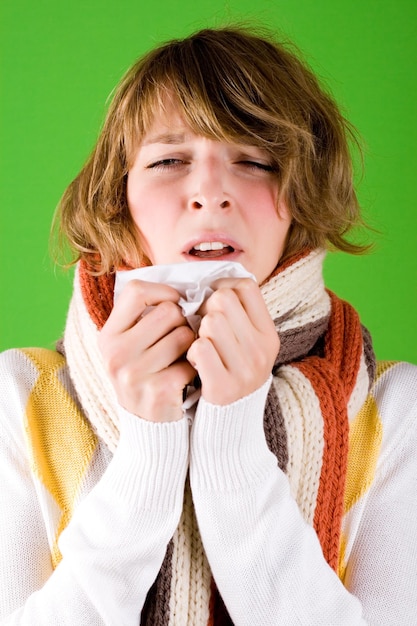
21, 348, 98, 567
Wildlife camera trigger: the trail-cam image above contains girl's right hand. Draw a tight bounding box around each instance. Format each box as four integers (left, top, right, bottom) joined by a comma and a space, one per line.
98, 279, 196, 423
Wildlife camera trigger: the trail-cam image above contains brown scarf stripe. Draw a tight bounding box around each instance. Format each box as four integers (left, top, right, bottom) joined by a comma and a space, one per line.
141, 540, 174, 625
208, 579, 234, 625
264, 382, 288, 472
273, 315, 330, 366
362, 324, 377, 389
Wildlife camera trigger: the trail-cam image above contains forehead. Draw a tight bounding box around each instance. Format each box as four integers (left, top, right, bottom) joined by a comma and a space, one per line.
130, 85, 271, 160
139, 85, 238, 147
141, 100, 190, 145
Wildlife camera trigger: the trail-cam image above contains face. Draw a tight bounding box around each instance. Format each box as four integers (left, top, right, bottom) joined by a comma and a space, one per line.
126, 107, 292, 283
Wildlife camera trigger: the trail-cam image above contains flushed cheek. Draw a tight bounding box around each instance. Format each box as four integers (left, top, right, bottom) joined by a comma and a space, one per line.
131, 212, 182, 265
128, 185, 164, 228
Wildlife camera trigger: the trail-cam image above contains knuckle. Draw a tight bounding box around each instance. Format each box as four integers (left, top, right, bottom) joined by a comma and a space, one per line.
99, 343, 123, 376
157, 300, 181, 320
123, 279, 146, 300
237, 277, 253, 291
216, 287, 235, 304
117, 364, 139, 389
199, 311, 223, 335
207, 288, 231, 310
176, 324, 194, 341
189, 336, 210, 358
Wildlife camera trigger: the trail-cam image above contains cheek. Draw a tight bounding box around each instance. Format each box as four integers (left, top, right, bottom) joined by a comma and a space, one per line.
258, 199, 292, 264
251, 189, 290, 231
127, 182, 158, 230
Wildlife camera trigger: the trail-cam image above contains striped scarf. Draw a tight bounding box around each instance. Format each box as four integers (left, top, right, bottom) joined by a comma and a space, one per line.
63, 247, 375, 625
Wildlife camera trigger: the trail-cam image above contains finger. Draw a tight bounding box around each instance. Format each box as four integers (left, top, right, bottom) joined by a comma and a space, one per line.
118, 358, 197, 422
105, 279, 182, 333
141, 324, 196, 374
201, 286, 256, 345
197, 307, 243, 368
204, 277, 275, 335
198, 287, 279, 378
188, 337, 251, 405
128, 300, 190, 352
187, 336, 225, 383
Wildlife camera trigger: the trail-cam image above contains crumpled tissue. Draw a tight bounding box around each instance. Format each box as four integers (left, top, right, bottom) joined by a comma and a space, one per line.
114, 260, 255, 332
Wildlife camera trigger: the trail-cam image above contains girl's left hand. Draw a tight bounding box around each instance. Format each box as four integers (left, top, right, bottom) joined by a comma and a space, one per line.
186, 277, 279, 405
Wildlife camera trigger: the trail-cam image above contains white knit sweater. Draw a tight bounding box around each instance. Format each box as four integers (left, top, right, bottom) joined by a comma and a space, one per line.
0, 351, 416, 625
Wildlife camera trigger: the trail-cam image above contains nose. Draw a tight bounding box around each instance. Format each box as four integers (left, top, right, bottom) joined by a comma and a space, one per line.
188, 159, 231, 211
190, 197, 230, 210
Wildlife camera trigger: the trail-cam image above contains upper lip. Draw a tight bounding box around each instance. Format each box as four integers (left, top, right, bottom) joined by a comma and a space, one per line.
182, 234, 242, 254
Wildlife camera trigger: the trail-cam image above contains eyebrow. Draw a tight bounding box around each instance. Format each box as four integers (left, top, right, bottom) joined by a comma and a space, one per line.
142, 131, 188, 146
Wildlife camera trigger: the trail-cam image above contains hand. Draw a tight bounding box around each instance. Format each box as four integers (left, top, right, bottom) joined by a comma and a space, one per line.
98, 280, 196, 422
187, 278, 279, 405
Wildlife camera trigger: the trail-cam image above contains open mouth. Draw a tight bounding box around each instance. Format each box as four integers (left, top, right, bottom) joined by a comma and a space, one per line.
188, 241, 236, 258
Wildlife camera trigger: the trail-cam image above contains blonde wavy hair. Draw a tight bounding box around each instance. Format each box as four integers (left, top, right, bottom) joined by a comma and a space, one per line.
56, 26, 368, 274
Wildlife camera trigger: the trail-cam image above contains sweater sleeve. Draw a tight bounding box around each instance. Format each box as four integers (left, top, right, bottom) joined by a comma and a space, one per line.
0, 351, 189, 626
190, 374, 410, 626
341, 362, 417, 624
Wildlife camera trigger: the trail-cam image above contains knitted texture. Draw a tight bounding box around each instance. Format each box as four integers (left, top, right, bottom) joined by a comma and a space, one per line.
62, 247, 375, 624
20, 348, 98, 568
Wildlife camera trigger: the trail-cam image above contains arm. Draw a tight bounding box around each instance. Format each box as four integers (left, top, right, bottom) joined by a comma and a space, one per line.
1, 280, 196, 624
190, 382, 366, 625
186, 277, 393, 625
187, 277, 417, 624
0, 364, 189, 624
342, 362, 417, 624
190, 369, 417, 625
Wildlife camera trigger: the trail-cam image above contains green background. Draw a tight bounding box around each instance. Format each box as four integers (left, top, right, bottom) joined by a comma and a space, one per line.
1, 0, 416, 362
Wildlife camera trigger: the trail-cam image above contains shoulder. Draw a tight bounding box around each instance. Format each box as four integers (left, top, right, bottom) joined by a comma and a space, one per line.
352, 361, 417, 435
371, 360, 417, 456
0, 347, 72, 453
346, 361, 417, 501
344, 361, 417, 510
371, 361, 417, 428
0, 347, 67, 405
0, 348, 46, 413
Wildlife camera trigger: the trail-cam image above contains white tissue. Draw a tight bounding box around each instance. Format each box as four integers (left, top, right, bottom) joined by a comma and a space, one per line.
114, 260, 255, 331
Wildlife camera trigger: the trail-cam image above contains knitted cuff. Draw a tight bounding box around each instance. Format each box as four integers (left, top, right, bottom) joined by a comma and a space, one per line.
101, 409, 190, 512
190, 376, 277, 492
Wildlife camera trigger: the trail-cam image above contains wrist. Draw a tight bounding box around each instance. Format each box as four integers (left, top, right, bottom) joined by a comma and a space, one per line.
190, 376, 276, 491
103, 409, 190, 511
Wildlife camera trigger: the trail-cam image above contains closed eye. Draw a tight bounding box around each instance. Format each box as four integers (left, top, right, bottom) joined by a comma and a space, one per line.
147, 158, 186, 170
238, 160, 276, 172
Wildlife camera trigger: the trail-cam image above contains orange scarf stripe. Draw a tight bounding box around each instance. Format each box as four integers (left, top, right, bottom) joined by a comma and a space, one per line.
291, 358, 347, 569
292, 296, 363, 569
325, 291, 364, 400
79, 260, 114, 330
79, 249, 313, 332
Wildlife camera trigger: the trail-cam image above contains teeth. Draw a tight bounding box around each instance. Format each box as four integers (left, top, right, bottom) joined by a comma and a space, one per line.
193, 241, 228, 251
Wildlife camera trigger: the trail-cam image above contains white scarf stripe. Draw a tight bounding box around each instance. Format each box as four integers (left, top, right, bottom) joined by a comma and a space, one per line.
272, 366, 324, 523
